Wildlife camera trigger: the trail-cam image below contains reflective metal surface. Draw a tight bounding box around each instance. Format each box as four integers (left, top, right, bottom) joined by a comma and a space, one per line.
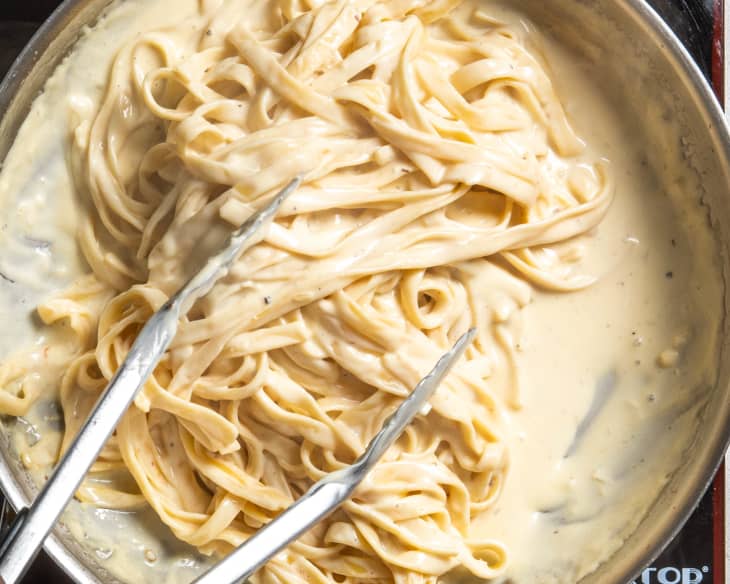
0, 1, 729, 583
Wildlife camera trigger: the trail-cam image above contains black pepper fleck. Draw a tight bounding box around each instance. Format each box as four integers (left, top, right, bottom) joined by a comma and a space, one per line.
665, 271, 673, 279
264, 295, 272, 305
670, 238, 676, 247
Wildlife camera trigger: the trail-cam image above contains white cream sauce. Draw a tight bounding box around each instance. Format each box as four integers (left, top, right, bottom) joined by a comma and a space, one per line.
0, 1, 722, 583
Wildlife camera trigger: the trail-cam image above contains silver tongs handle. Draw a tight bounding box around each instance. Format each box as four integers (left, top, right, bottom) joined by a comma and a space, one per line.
0, 178, 301, 584
193, 328, 476, 584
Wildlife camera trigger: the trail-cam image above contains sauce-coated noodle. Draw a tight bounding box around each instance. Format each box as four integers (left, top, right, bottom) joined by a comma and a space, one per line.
0, 0, 612, 581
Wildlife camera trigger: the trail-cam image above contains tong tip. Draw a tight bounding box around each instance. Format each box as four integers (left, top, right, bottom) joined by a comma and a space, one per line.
435, 327, 476, 375
456, 327, 477, 353
271, 176, 302, 208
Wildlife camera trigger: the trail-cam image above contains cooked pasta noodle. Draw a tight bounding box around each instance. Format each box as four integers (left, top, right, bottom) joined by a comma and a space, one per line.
0, 0, 612, 581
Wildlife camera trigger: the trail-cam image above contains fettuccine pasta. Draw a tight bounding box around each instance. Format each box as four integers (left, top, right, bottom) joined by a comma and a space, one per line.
0, 0, 612, 581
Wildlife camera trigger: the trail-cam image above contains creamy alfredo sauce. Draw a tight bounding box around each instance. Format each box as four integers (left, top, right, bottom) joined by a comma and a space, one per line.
0, 1, 721, 584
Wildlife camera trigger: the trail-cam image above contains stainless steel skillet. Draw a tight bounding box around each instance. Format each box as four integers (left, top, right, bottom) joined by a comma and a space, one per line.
0, 0, 729, 583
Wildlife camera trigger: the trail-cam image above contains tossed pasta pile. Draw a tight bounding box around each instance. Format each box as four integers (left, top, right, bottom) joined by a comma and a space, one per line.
0, 0, 611, 581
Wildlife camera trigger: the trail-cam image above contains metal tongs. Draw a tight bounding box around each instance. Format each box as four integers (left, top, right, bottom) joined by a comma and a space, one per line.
0, 175, 475, 584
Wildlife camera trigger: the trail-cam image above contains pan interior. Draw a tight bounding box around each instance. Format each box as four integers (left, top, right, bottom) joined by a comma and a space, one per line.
0, 1, 727, 583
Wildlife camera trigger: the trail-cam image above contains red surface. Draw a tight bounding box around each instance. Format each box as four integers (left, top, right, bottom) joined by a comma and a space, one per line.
713, 0, 724, 102
712, 465, 724, 584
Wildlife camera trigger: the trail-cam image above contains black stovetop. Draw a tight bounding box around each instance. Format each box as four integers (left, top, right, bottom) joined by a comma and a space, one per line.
0, 1, 721, 583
